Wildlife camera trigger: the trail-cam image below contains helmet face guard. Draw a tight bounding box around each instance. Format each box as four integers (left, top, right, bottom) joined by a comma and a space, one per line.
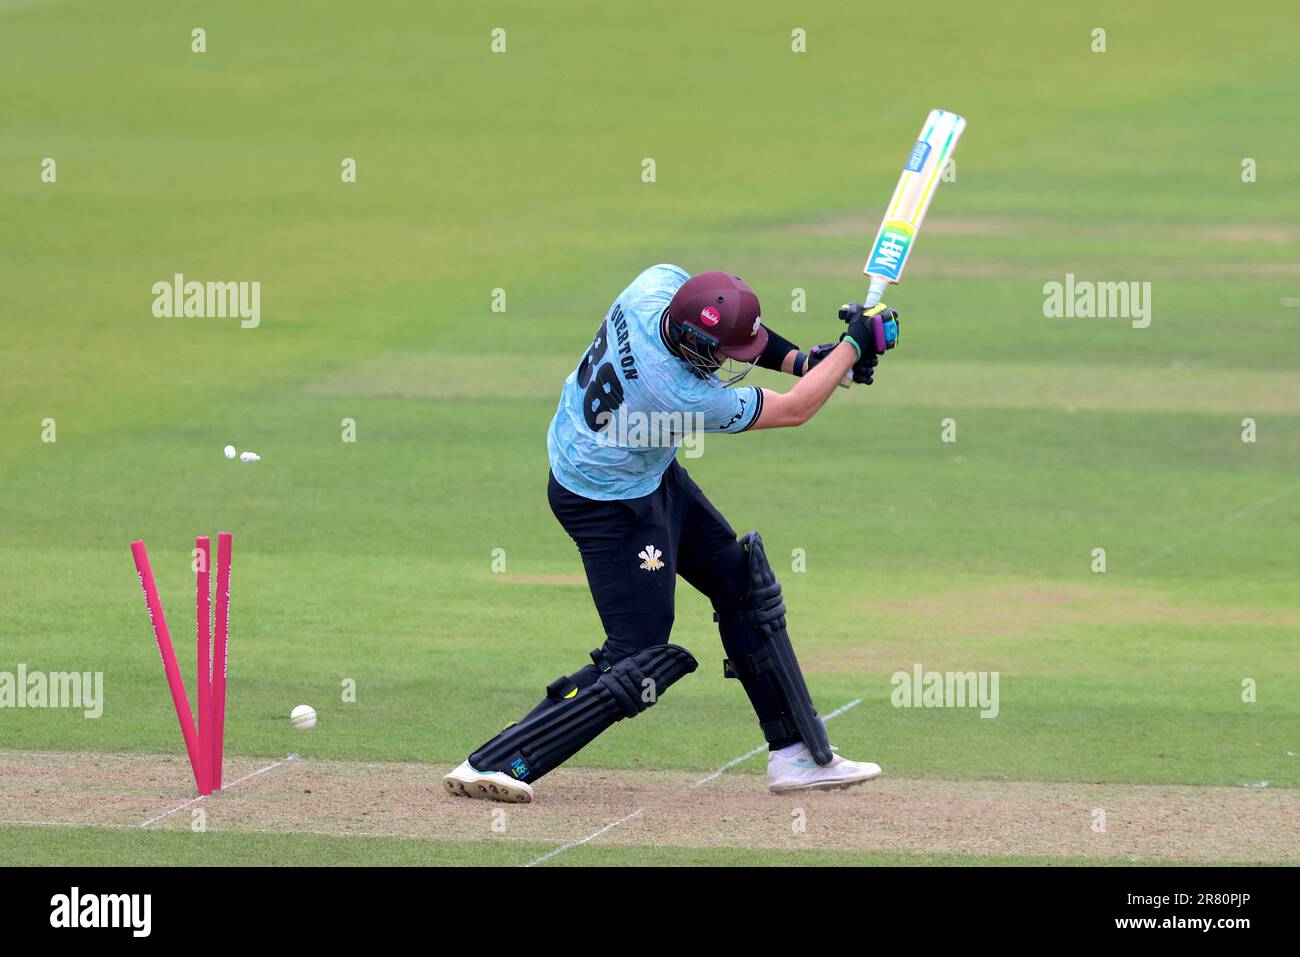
668, 317, 755, 386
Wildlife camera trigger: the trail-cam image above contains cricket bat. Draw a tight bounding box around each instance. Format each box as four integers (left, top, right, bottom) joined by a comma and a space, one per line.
862, 108, 966, 307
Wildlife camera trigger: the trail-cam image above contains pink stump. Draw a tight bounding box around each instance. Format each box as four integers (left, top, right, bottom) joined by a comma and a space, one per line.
132, 540, 203, 793
196, 536, 213, 795
212, 532, 232, 790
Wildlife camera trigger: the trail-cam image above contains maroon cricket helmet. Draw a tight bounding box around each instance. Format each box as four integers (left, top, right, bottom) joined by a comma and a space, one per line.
666, 272, 767, 382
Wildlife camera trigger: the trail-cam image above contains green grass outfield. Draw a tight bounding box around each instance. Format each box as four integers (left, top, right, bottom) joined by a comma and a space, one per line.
2, 0, 1298, 865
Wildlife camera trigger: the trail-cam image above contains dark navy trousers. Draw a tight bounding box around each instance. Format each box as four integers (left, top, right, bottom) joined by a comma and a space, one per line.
548, 460, 749, 664
544, 461, 799, 751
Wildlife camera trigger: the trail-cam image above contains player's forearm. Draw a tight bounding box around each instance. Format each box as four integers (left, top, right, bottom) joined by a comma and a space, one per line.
783, 341, 856, 423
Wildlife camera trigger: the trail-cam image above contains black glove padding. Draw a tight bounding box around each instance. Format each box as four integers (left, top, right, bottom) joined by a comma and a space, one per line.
850, 351, 879, 385
838, 301, 901, 356
841, 315, 876, 359
807, 341, 878, 385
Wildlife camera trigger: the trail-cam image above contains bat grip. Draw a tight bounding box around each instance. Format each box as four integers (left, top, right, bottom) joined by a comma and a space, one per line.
864, 277, 888, 309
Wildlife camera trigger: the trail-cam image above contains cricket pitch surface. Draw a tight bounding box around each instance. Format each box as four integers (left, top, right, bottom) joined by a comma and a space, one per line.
2, 750, 1295, 866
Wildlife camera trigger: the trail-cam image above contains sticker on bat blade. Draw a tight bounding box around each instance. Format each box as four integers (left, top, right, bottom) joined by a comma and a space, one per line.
905, 140, 932, 173
866, 221, 915, 282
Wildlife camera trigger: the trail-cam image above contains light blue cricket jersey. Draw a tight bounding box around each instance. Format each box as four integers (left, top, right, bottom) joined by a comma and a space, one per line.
547, 265, 764, 501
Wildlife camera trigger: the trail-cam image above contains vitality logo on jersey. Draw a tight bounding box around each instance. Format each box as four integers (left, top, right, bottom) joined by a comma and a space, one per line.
638, 545, 665, 571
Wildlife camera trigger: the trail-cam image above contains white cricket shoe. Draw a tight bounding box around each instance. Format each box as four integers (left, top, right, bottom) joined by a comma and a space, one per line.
443, 760, 534, 803
767, 745, 882, 794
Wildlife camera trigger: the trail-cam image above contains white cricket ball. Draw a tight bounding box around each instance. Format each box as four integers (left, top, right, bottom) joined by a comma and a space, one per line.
224, 445, 237, 459
290, 704, 317, 731
239, 451, 261, 463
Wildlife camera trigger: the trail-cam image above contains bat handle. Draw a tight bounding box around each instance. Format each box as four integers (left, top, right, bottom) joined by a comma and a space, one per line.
864, 276, 888, 309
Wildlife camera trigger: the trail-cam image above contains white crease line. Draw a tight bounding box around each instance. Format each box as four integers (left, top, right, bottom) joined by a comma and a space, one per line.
138, 755, 295, 828
0, 817, 483, 845
526, 696, 864, 867
815, 697, 865, 723
0, 819, 135, 830
138, 795, 206, 828
0, 819, 491, 843
0, 749, 92, 759
1132, 477, 1300, 570
693, 745, 767, 787
522, 808, 646, 868
1222, 478, 1300, 523
0, 819, 439, 842
691, 698, 863, 786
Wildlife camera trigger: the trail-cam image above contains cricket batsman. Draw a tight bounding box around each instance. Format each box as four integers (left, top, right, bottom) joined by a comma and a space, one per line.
444, 264, 898, 802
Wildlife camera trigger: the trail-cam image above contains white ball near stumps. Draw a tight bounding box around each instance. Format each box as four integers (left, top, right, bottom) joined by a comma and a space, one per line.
224, 445, 237, 459
290, 704, 317, 731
